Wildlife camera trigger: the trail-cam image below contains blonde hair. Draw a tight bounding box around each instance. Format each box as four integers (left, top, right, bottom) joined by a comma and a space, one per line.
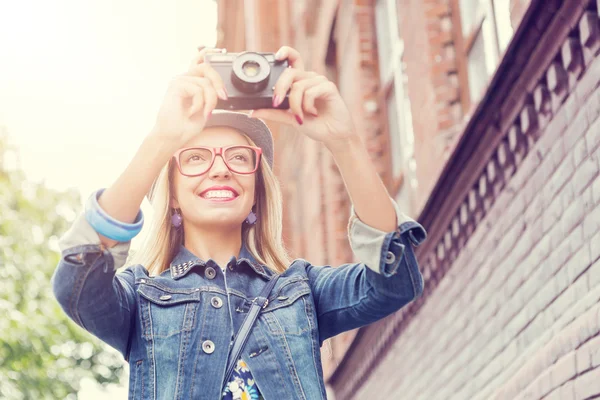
132, 133, 292, 276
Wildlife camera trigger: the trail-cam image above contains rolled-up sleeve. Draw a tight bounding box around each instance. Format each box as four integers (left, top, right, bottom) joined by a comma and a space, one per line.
50, 211, 137, 360
305, 197, 427, 345
58, 212, 131, 270
347, 197, 427, 294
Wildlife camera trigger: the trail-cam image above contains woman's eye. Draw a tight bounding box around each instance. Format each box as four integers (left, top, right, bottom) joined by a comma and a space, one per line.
230, 154, 248, 162
188, 154, 205, 162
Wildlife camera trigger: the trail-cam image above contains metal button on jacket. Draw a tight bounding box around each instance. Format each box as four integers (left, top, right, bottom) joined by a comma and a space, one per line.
202, 340, 215, 354
385, 251, 396, 264
159, 294, 172, 301
205, 266, 216, 279
211, 296, 223, 308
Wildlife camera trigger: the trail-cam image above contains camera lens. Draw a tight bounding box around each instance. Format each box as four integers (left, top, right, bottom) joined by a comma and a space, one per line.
242, 61, 260, 78
231, 52, 271, 93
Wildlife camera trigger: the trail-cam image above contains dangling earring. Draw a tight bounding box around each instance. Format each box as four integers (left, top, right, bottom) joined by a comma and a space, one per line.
171, 209, 182, 228
245, 208, 257, 225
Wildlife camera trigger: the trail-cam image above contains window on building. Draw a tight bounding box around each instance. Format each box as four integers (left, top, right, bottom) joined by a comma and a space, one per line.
455, 0, 514, 106
375, 0, 417, 216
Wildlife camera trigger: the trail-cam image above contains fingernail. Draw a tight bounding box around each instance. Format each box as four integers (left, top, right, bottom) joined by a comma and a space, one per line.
272, 95, 282, 108
275, 50, 284, 60
204, 109, 212, 119
295, 114, 303, 125
217, 88, 228, 101
248, 110, 255, 118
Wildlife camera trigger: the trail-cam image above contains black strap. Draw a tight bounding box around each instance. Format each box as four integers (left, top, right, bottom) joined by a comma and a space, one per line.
223, 274, 280, 386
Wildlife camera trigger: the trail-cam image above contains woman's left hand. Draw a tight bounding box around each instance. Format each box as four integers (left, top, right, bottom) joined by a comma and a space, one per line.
250, 46, 358, 150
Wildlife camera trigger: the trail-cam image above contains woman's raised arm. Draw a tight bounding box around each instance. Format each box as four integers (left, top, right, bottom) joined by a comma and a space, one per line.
51, 49, 227, 358
97, 49, 227, 247
251, 45, 427, 344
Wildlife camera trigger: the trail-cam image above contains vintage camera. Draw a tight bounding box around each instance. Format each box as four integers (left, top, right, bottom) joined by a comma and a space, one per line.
205, 51, 290, 110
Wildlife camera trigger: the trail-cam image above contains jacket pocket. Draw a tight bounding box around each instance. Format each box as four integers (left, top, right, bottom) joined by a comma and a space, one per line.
137, 282, 201, 340
262, 278, 313, 335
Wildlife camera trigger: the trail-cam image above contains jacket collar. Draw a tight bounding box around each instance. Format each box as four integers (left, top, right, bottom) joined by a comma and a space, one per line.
168, 242, 272, 280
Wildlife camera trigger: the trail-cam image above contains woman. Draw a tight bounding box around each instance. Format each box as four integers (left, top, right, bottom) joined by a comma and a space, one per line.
51, 46, 427, 400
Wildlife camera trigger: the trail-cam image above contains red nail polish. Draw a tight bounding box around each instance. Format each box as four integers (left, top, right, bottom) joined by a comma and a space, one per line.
295, 114, 303, 125
272, 95, 282, 108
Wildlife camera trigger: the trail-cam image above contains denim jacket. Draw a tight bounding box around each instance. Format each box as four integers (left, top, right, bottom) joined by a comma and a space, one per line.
51, 195, 426, 400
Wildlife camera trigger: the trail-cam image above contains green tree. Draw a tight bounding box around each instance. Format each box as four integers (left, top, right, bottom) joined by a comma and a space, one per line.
0, 130, 124, 399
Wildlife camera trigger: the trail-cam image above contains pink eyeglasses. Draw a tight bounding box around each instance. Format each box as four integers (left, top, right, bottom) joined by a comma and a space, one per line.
173, 145, 263, 176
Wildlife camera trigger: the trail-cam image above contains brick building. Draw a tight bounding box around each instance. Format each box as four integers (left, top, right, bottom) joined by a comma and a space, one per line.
217, 0, 600, 398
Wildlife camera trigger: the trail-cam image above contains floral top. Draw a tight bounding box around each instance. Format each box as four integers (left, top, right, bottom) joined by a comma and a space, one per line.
221, 357, 264, 400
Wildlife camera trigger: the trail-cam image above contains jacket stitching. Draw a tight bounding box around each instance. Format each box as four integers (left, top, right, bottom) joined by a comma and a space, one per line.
131, 362, 137, 398
140, 360, 144, 399
226, 280, 310, 312
174, 305, 192, 400
136, 279, 217, 295
270, 315, 308, 400
115, 275, 136, 361
226, 276, 308, 302
400, 233, 422, 298
272, 277, 310, 297
263, 308, 312, 336
146, 301, 157, 400
190, 298, 210, 398
251, 320, 289, 393
264, 288, 311, 314
69, 251, 103, 330
303, 297, 326, 399
137, 290, 201, 307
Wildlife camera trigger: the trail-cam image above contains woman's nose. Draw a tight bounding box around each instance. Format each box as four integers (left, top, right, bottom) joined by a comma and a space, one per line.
209, 155, 231, 177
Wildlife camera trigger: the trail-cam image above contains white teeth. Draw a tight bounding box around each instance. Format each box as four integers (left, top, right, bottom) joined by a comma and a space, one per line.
202, 190, 236, 199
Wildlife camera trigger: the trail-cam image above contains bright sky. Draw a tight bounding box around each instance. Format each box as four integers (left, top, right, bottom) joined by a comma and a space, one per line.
0, 0, 217, 201
0, 0, 217, 397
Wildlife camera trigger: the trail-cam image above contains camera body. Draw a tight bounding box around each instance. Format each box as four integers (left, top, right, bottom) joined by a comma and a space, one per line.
205, 51, 289, 110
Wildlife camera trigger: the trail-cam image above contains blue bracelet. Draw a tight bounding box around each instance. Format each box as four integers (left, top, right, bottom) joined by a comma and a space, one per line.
85, 188, 144, 242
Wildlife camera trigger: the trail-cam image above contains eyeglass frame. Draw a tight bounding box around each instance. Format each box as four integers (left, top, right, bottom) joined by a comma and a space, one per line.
172, 145, 263, 177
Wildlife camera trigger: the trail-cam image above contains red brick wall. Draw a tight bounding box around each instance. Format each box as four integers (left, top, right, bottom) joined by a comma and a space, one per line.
356, 90, 600, 397
349, 4, 600, 399
398, 0, 463, 212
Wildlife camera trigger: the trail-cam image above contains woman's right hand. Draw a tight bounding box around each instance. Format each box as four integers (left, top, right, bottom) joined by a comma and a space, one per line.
150, 47, 228, 148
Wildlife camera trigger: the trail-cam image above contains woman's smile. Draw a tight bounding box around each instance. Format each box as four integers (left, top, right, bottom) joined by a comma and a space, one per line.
198, 186, 241, 203
199, 194, 239, 203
